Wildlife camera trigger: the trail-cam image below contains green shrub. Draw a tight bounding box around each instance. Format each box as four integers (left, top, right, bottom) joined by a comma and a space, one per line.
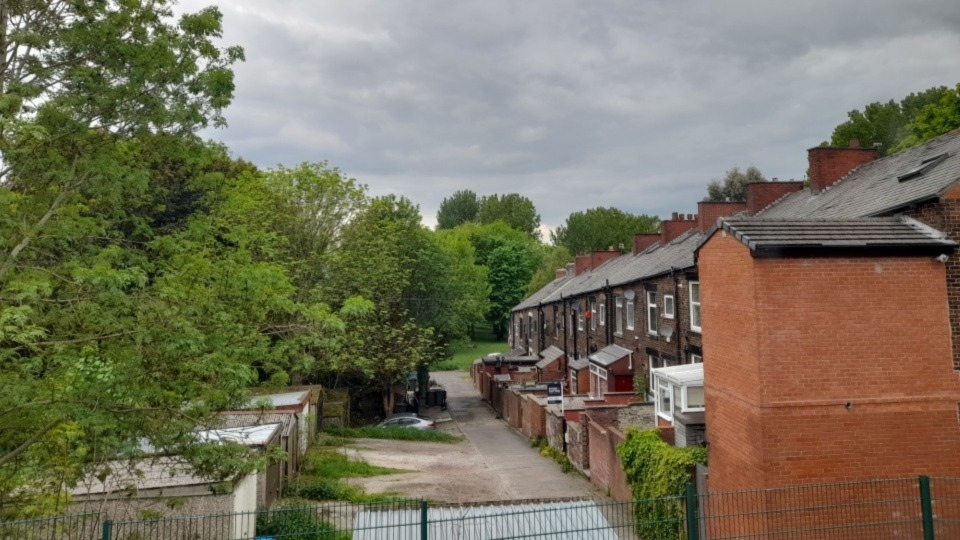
256, 507, 349, 540
539, 444, 574, 473
324, 426, 459, 443
617, 429, 707, 540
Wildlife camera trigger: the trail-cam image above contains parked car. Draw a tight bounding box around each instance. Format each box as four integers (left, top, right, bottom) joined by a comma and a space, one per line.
376, 413, 436, 430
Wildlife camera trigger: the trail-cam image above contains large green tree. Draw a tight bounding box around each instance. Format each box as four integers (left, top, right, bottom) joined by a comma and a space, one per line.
478, 193, 541, 237
551, 207, 659, 255
435, 189, 480, 230
0, 0, 299, 516
826, 86, 953, 154
893, 84, 960, 152
704, 166, 767, 202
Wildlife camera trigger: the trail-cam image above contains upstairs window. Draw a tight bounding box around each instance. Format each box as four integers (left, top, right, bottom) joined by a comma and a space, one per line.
599, 303, 606, 327
663, 294, 675, 319
626, 297, 635, 330
690, 282, 702, 332
615, 296, 624, 335
646, 291, 658, 335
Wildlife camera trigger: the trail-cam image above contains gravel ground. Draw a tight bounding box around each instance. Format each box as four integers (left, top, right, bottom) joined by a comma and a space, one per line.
342, 371, 609, 504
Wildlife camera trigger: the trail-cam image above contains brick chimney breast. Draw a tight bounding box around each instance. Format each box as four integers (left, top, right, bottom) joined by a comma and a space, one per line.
807, 141, 879, 194
661, 212, 699, 245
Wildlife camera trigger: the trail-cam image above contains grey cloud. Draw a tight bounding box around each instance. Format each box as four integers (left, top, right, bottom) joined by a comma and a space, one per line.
178, 0, 960, 232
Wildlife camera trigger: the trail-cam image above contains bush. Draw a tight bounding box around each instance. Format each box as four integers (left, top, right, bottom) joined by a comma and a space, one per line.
256, 507, 349, 540
617, 429, 707, 540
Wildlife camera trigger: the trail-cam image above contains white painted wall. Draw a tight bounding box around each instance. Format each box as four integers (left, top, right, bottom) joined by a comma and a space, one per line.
231, 472, 258, 540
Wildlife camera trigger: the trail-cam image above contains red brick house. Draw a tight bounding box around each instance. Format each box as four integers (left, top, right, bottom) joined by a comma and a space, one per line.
698, 217, 960, 492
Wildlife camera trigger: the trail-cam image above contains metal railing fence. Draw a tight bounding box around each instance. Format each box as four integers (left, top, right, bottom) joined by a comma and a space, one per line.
7, 476, 960, 539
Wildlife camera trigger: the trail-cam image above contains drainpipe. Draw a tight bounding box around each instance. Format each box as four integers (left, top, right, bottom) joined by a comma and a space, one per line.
672, 268, 683, 363
538, 302, 545, 353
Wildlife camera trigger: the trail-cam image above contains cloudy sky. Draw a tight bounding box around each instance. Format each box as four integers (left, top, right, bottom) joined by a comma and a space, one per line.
178, 0, 960, 234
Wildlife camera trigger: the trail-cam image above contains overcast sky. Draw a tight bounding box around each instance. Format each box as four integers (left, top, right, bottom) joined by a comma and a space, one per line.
178, 0, 960, 234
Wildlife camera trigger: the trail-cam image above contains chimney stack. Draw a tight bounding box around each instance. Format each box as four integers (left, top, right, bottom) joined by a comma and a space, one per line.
746, 181, 804, 215
565, 262, 575, 278
555, 268, 567, 280
633, 233, 660, 254
807, 139, 879, 194
697, 201, 748, 232
661, 212, 699, 245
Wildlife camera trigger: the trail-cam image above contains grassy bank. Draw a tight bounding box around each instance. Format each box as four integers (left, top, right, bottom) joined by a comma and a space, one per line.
432, 326, 508, 371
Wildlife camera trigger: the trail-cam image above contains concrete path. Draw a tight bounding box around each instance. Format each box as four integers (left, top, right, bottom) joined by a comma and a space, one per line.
429, 370, 607, 501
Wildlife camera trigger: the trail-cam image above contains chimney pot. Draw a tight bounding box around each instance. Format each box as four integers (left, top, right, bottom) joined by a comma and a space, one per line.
671, 212, 679, 220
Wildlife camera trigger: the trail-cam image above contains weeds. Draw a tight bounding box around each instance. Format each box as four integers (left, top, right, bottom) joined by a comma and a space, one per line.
325, 426, 459, 443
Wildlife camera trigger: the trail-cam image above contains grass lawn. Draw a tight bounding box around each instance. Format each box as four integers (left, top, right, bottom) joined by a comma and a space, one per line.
282, 438, 410, 504
432, 326, 508, 371
324, 426, 459, 443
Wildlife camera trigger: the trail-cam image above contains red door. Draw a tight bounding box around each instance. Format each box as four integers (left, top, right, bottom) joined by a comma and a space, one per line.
614, 375, 633, 392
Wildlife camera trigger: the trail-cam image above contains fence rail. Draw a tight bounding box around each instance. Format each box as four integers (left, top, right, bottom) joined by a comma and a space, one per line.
5, 476, 960, 539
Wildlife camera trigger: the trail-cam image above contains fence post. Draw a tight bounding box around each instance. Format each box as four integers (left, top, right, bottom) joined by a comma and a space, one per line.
100, 520, 113, 540
420, 499, 429, 540
920, 475, 934, 540
685, 482, 699, 540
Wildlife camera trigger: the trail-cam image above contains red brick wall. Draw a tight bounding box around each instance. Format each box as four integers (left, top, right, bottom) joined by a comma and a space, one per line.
807, 144, 878, 194
700, 232, 960, 494
520, 394, 546, 439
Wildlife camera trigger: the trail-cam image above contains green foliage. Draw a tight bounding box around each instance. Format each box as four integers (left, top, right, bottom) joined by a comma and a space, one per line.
324, 426, 460, 443
302, 450, 407, 479
894, 84, 960, 152
431, 326, 507, 371
704, 166, 766, 202
539, 444, 575, 474
617, 429, 707, 540
827, 85, 957, 154
256, 507, 349, 540
477, 193, 542, 237
551, 207, 659, 255
527, 244, 573, 295
436, 189, 480, 229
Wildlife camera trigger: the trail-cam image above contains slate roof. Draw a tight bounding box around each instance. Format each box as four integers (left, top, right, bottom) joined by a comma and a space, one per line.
514, 228, 701, 314
714, 216, 956, 256
588, 344, 633, 367
536, 345, 565, 369
760, 129, 960, 220
569, 358, 590, 371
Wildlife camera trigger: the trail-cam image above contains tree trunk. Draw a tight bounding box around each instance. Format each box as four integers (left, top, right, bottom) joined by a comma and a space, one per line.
382, 385, 395, 417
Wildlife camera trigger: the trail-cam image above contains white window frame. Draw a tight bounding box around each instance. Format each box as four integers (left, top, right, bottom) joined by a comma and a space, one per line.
690, 353, 702, 363
615, 296, 624, 335
590, 300, 597, 331
652, 370, 706, 422
648, 354, 660, 400
690, 281, 702, 332
626, 297, 635, 330
646, 291, 658, 336
589, 364, 607, 397
599, 303, 606, 327
663, 294, 675, 319
578, 313, 584, 331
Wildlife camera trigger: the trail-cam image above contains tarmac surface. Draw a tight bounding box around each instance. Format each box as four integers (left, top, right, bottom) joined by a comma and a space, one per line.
343, 370, 607, 503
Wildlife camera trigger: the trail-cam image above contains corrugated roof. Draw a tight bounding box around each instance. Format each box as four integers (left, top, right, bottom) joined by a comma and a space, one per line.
197, 424, 281, 446
243, 390, 310, 409
588, 344, 633, 367
352, 500, 617, 540
652, 362, 704, 386
216, 412, 295, 436
760, 129, 960, 220
536, 345, 565, 369
715, 216, 956, 255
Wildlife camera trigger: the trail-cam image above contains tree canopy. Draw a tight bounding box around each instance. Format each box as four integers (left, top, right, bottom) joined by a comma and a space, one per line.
436, 189, 480, 230
477, 193, 542, 237
826, 85, 958, 154
551, 207, 659, 255
704, 166, 767, 202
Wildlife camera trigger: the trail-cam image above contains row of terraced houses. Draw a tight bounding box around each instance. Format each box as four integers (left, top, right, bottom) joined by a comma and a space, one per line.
474, 129, 960, 522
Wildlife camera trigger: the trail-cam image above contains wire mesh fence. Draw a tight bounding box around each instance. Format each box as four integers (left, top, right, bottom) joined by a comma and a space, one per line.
9, 476, 960, 539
